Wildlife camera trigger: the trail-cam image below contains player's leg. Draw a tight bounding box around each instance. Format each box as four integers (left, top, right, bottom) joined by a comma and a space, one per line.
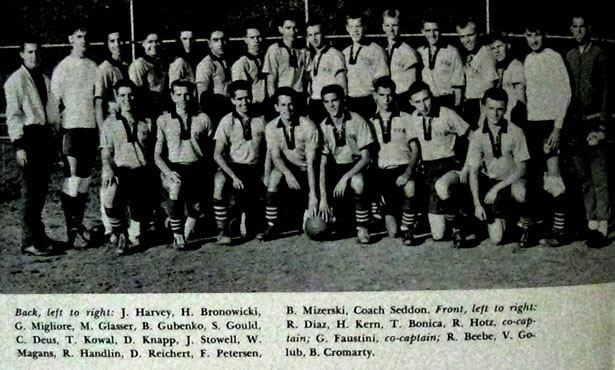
350, 172, 370, 244
435, 169, 464, 247
257, 168, 283, 240
541, 154, 567, 246
162, 165, 186, 249
487, 219, 505, 244
102, 172, 128, 254
213, 170, 231, 244
401, 180, 420, 246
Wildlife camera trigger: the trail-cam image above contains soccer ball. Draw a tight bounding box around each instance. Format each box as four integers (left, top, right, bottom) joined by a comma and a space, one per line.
304, 216, 329, 241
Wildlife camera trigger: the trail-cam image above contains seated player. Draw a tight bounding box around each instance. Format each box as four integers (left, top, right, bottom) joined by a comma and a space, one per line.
100, 80, 154, 254
318, 84, 373, 244
368, 77, 421, 245
258, 87, 319, 241
154, 80, 213, 249
408, 81, 470, 248
465, 88, 530, 245
213, 80, 266, 244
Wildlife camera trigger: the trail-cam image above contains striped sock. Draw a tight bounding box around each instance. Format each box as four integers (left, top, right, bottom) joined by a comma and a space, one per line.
213, 200, 228, 231
355, 194, 370, 227
553, 212, 565, 233
445, 214, 456, 229
519, 216, 532, 229
265, 192, 279, 227
371, 201, 382, 220
169, 218, 184, 233
401, 212, 417, 232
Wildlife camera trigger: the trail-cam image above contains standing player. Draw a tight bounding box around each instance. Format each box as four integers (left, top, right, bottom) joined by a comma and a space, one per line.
129, 30, 165, 119
382, 9, 419, 113
368, 77, 421, 245
523, 20, 572, 247
51, 24, 98, 249
306, 20, 347, 123
168, 27, 199, 86
4, 38, 57, 256
100, 80, 154, 255
466, 88, 530, 245
318, 84, 373, 244
565, 14, 610, 246
417, 16, 464, 109
488, 31, 526, 122
456, 18, 498, 128
95, 28, 129, 240
213, 80, 267, 244
196, 27, 231, 122
154, 80, 214, 249
263, 15, 311, 111
231, 26, 267, 115
343, 10, 389, 119
258, 87, 319, 241
408, 81, 470, 248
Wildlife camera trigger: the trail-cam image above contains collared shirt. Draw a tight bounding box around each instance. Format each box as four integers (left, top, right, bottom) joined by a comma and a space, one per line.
308, 45, 347, 100
215, 111, 266, 165
196, 54, 230, 96
386, 40, 419, 95
4, 65, 53, 144
466, 120, 530, 181
496, 58, 525, 121
566, 43, 608, 117
417, 43, 465, 97
263, 42, 311, 93
464, 45, 498, 100
168, 56, 195, 86
343, 42, 389, 98
320, 110, 373, 165
101, 113, 152, 168
369, 109, 414, 169
524, 48, 571, 127
232, 53, 266, 103
408, 105, 469, 161
156, 111, 213, 164
265, 115, 319, 170
95, 59, 128, 117
51, 55, 98, 129
128, 56, 165, 94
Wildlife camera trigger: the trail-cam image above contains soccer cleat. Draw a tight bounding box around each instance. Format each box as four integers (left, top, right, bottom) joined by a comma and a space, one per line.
452, 228, 465, 249
518, 228, 532, 249
21, 245, 53, 256
69, 227, 88, 250
539, 230, 568, 248
173, 233, 187, 250
216, 231, 232, 245
357, 226, 371, 244
385, 215, 398, 238
586, 230, 609, 249
115, 233, 128, 255
256, 225, 278, 242
403, 230, 419, 246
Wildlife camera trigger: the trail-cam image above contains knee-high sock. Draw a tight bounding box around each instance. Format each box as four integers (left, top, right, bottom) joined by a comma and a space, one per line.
265, 192, 279, 227
354, 194, 370, 228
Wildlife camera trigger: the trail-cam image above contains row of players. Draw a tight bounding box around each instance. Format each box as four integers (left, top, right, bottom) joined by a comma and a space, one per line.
4, 10, 609, 255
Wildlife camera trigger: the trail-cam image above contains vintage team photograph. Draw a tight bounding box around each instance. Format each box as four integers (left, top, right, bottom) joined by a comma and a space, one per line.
1, 0, 614, 293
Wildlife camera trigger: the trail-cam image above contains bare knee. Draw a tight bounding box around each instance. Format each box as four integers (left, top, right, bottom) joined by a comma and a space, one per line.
428, 213, 446, 240
511, 181, 526, 203
488, 219, 504, 244
350, 174, 364, 194
213, 171, 227, 200
267, 169, 283, 192
435, 171, 458, 200
403, 180, 415, 198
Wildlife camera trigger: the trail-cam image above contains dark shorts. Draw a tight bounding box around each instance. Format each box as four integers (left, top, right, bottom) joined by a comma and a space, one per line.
325, 161, 355, 195
219, 162, 264, 198
478, 173, 509, 221
422, 157, 459, 214
112, 166, 156, 222
374, 165, 411, 214
168, 162, 208, 218
62, 128, 98, 177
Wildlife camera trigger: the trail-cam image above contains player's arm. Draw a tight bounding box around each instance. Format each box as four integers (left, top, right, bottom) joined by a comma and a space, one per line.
154, 121, 180, 183
100, 146, 115, 188
270, 142, 299, 189
468, 163, 486, 221
196, 62, 213, 107
318, 153, 332, 221
263, 47, 279, 99
397, 140, 419, 186
213, 138, 242, 188
305, 141, 319, 217
266, 75, 277, 102
4, 80, 27, 167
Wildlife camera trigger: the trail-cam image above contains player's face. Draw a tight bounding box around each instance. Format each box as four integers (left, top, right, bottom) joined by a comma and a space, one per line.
209, 31, 226, 56
245, 28, 262, 54
180, 31, 193, 53
171, 86, 192, 110
374, 87, 394, 112
457, 23, 477, 51
484, 98, 506, 125
279, 20, 298, 43
489, 40, 507, 62
20, 43, 40, 70
69, 29, 88, 56
116, 86, 135, 112
382, 16, 399, 40
142, 33, 160, 57
275, 95, 296, 121
422, 22, 440, 46
410, 89, 433, 116
323, 92, 342, 118
346, 18, 365, 42
306, 25, 323, 49
570, 17, 588, 44
525, 30, 543, 52
231, 89, 252, 115
107, 32, 121, 57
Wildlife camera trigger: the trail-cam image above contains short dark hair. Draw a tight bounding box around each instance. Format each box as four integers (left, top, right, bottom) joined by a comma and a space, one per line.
139, 30, 160, 42
408, 81, 431, 99
374, 76, 396, 92
113, 79, 137, 93
229, 80, 251, 99
20, 35, 41, 51
207, 26, 225, 39
306, 18, 324, 29
170, 79, 195, 94
524, 18, 544, 34
481, 87, 508, 106
278, 12, 300, 27
486, 30, 508, 45
245, 26, 261, 35
383, 9, 400, 20
274, 86, 296, 103
422, 12, 441, 26
320, 84, 345, 100
67, 21, 88, 36
456, 16, 477, 30
346, 9, 364, 23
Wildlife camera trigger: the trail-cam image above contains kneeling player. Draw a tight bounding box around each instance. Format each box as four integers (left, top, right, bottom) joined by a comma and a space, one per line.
154, 80, 213, 249
213, 80, 266, 244
465, 88, 530, 245
101, 80, 154, 254
258, 87, 319, 241
408, 82, 470, 248
368, 77, 420, 245
318, 84, 373, 243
